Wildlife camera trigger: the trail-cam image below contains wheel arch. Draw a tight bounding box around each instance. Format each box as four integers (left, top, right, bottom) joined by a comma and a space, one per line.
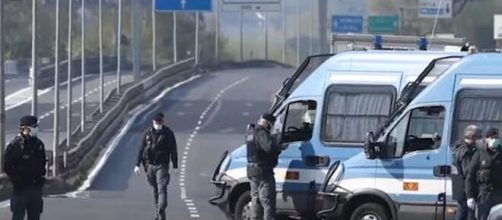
229, 182, 251, 214
344, 188, 398, 220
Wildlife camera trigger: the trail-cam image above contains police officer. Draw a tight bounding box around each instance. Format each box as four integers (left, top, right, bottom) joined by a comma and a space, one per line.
246, 113, 281, 220
3, 115, 46, 220
452, 125, 481, 220
466, 127, 502, 220
134, 112, 178, 220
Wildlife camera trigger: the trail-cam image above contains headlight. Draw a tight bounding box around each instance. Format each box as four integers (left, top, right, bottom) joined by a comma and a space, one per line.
326, 163, 344, 192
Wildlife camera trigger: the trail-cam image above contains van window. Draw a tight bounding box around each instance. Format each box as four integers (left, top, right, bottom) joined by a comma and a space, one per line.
323, 86, 395, 144
281, 101, 317, 143
453, 90, 502, 143
385, 106, 445, 157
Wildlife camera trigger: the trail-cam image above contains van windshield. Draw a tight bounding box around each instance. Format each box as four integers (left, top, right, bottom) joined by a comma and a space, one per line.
377, 56, 463, 138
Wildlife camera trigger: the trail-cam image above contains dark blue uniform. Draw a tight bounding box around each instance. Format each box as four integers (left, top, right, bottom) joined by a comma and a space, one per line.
247, 124, 281, 220
136, 126, 178, 220
452, 141, 477, 220
466, 145, 502, 220
3, 135, 46, 220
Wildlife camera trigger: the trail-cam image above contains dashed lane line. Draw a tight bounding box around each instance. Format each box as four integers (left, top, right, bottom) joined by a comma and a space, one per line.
38, 79, 117, 120
179, 77, 249, 219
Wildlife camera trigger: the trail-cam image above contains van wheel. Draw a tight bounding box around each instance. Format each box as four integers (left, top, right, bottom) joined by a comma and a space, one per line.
349, 203, 390, 220
234, 191, 252, 220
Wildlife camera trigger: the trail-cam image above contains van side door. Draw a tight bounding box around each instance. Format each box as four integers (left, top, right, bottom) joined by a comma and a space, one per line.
375, 105, 449, 220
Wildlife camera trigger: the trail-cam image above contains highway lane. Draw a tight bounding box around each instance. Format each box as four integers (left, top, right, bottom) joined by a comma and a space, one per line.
0, 67, 289, 220
4, 72, 134, 150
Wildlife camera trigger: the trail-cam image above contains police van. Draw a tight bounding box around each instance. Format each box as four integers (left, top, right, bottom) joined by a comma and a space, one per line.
317, 53, 502, 220
210, 50, 466, 220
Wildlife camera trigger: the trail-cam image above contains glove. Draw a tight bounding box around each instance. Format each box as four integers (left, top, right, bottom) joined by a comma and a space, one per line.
467, 198, 476, 210
172, 168, 179, 175
134, 166, 141, 176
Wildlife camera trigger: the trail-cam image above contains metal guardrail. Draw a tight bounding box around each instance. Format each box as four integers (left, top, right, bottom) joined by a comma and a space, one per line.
60, 58, 195, 184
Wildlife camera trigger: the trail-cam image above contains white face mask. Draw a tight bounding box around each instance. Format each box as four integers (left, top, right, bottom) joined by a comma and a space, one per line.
487, 138, 501, 150
30, 127, 39, 137
153, 123, 163, 130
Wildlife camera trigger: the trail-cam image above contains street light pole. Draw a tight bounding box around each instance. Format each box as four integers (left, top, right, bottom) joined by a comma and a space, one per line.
66, 0, 73, 168
265, 12, 268, 60
282, 0, 286, 63
99, 0, 103, 113
173, 12, 177, 63
309, 0, 313, 55
117, 0, 122, 93
0, 0, 5, 173
215, 0, 219, 63
195, 12, 199, 65
53, 0, 61, 177
296, 0, 300, 66
239, 8, 243, 61
81, 0, 86, 132
31, 0, 38, 116
152, 0, 156, 71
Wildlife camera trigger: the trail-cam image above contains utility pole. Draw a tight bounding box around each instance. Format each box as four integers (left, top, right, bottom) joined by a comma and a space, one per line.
0, 0, 5, 173
53, 0, 61, 177
99, 0, 103, 113
117, 0, 122, 93
81, 0, 86, 132
31, 0, 38, 116
66, 0, 73, 168
152, 0, 157, 71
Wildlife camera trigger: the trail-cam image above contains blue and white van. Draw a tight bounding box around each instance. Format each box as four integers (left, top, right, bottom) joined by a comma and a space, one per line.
210, 50, 466, 220
318, 53, 502, 220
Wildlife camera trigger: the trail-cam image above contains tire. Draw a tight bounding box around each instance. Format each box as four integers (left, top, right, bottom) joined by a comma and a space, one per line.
349, 203, 390, 220
234, 191, 252, 220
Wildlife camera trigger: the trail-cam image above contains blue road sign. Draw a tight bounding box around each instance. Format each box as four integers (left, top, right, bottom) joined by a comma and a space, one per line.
156, 0, 212, 12
332, 15, 364, 33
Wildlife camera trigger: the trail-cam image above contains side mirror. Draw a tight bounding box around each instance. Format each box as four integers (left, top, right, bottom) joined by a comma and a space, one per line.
364, 132, 378, 160
433, 165, 452, 177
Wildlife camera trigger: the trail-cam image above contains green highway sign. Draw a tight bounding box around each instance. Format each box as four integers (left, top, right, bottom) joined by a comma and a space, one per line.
368, 16, 399, 34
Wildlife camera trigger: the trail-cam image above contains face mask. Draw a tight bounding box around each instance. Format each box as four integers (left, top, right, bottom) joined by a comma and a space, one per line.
487, 138, 501, 150
30, 127, 39, 137
153, 123, 163, 130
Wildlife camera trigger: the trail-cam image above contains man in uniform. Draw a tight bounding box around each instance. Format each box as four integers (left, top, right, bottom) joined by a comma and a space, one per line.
3, 115, 46, 220
452, 125, 481, 220
246, 113, 281, 220
466, 127, 502, 220
134, 112, 178, 220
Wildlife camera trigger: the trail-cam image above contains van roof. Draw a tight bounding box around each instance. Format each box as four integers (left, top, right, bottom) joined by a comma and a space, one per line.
409, 53, 502, 105
289, 50, 466, 99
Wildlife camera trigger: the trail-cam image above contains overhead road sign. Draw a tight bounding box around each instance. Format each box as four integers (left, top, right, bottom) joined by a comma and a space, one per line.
331, 15, 363, 33
155, 0, 212, 12
368, 16, 399, 34
418, 0, 452, 19
221, 0, 281, 12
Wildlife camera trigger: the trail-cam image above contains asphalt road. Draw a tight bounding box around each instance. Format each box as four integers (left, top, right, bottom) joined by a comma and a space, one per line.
4, 72, 134, 150
0, 67, 288, 220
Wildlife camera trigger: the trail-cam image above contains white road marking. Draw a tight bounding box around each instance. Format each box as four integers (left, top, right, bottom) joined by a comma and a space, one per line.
178, 76, 249, 219
37, 78, 125, 121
